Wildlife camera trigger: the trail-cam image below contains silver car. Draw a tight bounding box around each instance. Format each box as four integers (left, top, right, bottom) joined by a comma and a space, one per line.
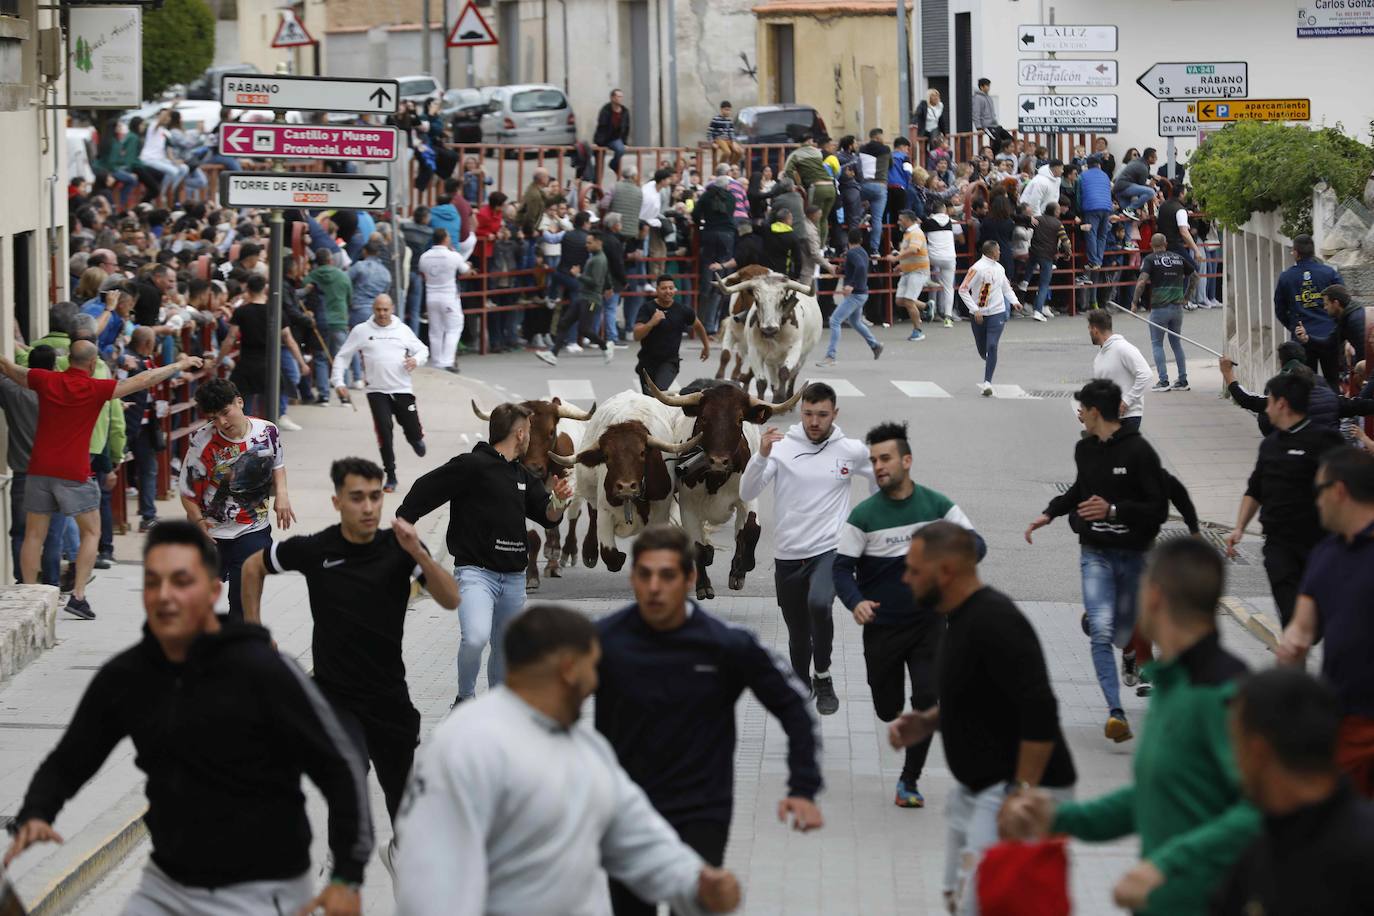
480, 84, 576, 147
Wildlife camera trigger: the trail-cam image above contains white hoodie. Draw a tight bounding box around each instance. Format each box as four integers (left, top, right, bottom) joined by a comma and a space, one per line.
330, 317, 429, 393
739, 423, 874, 560
1019, 164, 1062, 215
1092, 333, 1152, 419
958, 255, 1019, 317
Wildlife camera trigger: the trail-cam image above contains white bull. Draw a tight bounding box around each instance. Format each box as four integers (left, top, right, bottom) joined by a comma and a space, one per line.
737, 272, 822, 401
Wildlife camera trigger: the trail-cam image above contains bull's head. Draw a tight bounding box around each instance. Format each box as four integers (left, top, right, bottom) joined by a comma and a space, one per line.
714, 264, 773, 323
722, 271, 813, 338
471, 398, 595, 481
547, 420, 700, 507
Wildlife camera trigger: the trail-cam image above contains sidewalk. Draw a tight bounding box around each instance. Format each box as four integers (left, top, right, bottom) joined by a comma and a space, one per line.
1, 366, 497, 912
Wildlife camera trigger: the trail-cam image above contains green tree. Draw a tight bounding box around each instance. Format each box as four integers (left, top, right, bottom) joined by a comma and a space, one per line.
1188, 120, 1374, 237
142, 0, 215, 99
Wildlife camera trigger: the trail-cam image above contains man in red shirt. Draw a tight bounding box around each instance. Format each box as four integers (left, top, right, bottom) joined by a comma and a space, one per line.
0, 340, 202, 619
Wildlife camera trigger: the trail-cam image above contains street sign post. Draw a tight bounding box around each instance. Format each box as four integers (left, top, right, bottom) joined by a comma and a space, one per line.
1158, 101, 1200, 138
1136, 62, 1247, 100
271, 9, 315, 48
1016, 25, 1117, 52
219, 124, 399, 162
220, 74, 400, 114
220, 173, 391, 210
1017, 94, 1118, 132
447, 0, 498, 47
1018, 59, 1118, 88
1196, 99, 1311, 123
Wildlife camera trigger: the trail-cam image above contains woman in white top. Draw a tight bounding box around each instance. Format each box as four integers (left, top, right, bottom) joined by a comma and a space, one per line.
958, 239, 1021, 396
139, 110, 189, 199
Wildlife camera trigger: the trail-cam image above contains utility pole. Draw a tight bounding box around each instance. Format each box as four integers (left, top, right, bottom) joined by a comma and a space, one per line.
422, 0, 432, 75
895, 0, 910, 132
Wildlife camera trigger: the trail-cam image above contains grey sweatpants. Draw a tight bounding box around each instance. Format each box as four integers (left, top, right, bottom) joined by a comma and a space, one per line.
123, 862, 313, 915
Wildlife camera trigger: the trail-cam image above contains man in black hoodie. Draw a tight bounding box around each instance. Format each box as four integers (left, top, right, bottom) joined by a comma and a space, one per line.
1225, 371, 1344, 626
4, 521, 372, 914
1026, 379, 1168, 743
396, 403, 573, 705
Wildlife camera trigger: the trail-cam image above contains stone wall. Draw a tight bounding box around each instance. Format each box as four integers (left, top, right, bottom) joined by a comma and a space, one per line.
0, 586, 58, 686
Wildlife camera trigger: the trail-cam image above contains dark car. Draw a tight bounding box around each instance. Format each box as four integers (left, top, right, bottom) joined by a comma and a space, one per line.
442, 88, 486, 144
734, 104, 827, 173
187, 63, 260, 101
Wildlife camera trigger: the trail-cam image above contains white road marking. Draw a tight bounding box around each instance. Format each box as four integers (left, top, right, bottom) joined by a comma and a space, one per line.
989, 384, 1041, 399
808, 378, 865, 397
890, 380, 952, 399
548, 379, 596, 401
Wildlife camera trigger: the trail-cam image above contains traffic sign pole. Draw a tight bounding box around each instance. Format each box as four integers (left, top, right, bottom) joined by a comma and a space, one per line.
266, 207, 284, 424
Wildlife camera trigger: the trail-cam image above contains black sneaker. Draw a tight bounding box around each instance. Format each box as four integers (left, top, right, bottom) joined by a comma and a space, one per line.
138, 517, 159, 533
64, 595, 95, 620
1150, 380, 1172, 392
450, 694, 467, 710
1137, 683, 1154, 698
1080, 612, 1090, 636
384, 475, 399, 493
1171, 379, 1190, 392
813, 675, 839, 715
1121, 650, 1140, 687
94, 552, 113, 570
413, 439, 427, 458
59, 564, 76, 595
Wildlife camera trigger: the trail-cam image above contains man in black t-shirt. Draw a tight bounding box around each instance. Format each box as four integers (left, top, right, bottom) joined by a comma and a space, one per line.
633, 275, 711, 393
239, 457, 459, 861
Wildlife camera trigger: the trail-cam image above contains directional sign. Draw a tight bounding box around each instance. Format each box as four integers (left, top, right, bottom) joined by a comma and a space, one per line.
1158, 101, 1199, 138
220, 172, 390, 211
1196, 99, 1311, 123
219, 124, 399, 162
1017, 25, 1117, 52
271, 9, 315, 48
1018, 93, 1118, 133
221, 74, 400, 115
1136, 62, 1247, 100
1018, 59, 1118, 88
447, 0, 498, 47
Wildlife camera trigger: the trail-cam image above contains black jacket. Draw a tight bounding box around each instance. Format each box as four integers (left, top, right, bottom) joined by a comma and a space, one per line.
1044, 427, 1168, 551
16, 625, 372, 887
593, 103, 631, 147
595, 602, 821, 826
763, 225, 803, 280
733, 232, 766, 270
1228, 377, 1374, 434
1245, 419, 1346, 547
396, 441, 553, 572
913, 100, 949, 138
1211, 781, 1374, 916
595, 229, 628, 290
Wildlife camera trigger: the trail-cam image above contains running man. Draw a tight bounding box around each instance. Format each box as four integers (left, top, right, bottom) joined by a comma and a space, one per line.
834, 421, 984, 807
884, 209, 929, 342
817, 228, 882, 367
536, 231, 614, 366
240, 457, 459, 871
4, 521, 372, 916
417, 227, 473, 373
633, 275, 711, 394
179, 378, 295, 621
958, 240, 1021, 397
396, 402, 574, 706
739, 381, 874, 715
330, 294, 430, 493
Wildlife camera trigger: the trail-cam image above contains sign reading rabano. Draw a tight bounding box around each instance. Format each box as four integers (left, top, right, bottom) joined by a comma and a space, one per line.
67, 6, 142, 109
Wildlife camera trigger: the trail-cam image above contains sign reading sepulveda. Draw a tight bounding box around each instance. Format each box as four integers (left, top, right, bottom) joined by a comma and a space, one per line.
221, 173, 391, 210
1136, 62, 1248, 100
1017, 94, 1119, 132
1018, 60, 1119, 88
1016, 25, 1118, 52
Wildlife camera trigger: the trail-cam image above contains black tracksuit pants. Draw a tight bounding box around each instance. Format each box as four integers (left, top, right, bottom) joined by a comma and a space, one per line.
366, 392, 425, 477
863, 616, 940, 785
1263, 536, 1314, 628
775, 551, 837, 682
610, 818, 729, 915
324, 690, 420, 824
552, 297, 607, 356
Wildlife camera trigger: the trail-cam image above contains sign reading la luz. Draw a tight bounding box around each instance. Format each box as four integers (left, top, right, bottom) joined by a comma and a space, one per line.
1197, 99, 1311, 123
1018, 60, 1118, 88
1136, 62, 1247, 100
221, 173, 391, 211
1018, 94, 1118, 132
68, 6, 142, 109
1016, 25, 1117, 52
221, 74, 400, 114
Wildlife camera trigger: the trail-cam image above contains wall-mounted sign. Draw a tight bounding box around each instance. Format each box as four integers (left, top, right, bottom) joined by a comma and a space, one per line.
1018, 60, 1118, 88
1018, 94, 1119, 132
1297, 1, 1374, 37
67, 6, 142, 109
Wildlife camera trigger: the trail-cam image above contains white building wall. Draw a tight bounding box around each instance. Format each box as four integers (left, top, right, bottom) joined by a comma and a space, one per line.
944, 0, 1371, 156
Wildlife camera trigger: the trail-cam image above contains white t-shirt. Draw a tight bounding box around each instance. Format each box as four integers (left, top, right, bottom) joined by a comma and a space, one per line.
417, 246, 470, 301
141, 126, 170, 164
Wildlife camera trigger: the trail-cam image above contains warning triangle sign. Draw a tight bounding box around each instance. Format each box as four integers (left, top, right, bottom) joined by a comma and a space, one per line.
272, 10, 315, 48
447, 0, 498, 47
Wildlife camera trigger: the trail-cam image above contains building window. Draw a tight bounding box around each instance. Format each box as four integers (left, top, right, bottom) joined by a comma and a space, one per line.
0, 1, 19, 19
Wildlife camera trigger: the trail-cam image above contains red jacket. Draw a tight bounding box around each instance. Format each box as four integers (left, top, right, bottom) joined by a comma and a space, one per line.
475, 204, 504, 262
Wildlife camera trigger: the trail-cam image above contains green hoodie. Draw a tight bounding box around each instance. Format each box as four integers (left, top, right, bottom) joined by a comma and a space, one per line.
1051, 631, 1260, 916
18, 337, 126, 462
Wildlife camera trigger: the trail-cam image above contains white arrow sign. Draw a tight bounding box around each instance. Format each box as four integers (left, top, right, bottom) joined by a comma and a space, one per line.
220, 172, 391, 211
220, 74, 400, 114
1018, 94, 1119, 132
1018, 59, 1118, 88
1158, 101, 1199, 138
1136, 62, 1247, 100
1017, 25, 1117, 52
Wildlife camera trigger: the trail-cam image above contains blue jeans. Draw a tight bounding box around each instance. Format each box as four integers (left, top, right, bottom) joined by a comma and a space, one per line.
1033, 257, 1056, 314
826, 293, 877, 357
1084, 210, 1112, 267
602, 291, 622, 341
606, 139, 626, 175
280, 346, 301, 415
455, 566, 527, 698
861, 182, 888, 253
10, 473, 63, 585
315, 327, 348, 398
1080, 546, 1145, 712
1117, 183, 1155, 211
112, 169, 139, 208
131, 425, 158, 521
1148, 304, 1187, 384
970, 311, 1007, 383
406, 270, 425, 334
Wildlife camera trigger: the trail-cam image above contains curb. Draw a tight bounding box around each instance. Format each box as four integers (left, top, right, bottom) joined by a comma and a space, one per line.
21, 787, 148, 916
1220, 595, 1279, 650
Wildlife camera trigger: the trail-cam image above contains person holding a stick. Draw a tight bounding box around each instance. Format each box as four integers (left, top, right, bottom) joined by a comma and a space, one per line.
1132, 234, 1197, 393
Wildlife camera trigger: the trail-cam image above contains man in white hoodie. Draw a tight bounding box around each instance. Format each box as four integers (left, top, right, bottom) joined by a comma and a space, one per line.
739, 382, 875, 716
331, 294, 429, 493
1088, 309, 1152, 432
1019, 160, 1064, 216
957, 240, 1021, 397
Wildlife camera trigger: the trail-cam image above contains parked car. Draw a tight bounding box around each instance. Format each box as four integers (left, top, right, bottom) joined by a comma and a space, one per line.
442, 88, 486, 144
186, 63, 260, 101
397, 75, 445, 106
734, 104, 825, 145
480, 84, 576, 148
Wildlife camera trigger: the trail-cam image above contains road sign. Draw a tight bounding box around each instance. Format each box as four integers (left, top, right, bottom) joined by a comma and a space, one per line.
1157, 101, 1200, 138
219, 124, 399, 162
1018, 59, 1117, 88
220, 172, 391, 211
271, 9, 315, 48
1136, 62, 1247, 100
447, 0, 498, 47
220, 74, 400, 115
1016, 25, 1117, 52
1017, 94, 1118, 132
1196, 98, 1311, 123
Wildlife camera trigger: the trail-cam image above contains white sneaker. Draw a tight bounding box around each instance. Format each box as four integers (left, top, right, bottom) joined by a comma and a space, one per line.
979, 382, 993, 397
535, 350, 558, 366
276, 415, 303, 431
1031, 310, 1047, 322
603, 346, 614, 365
815, 356, 837, 367
565, 343, 584, 354
351, 379, 366, 390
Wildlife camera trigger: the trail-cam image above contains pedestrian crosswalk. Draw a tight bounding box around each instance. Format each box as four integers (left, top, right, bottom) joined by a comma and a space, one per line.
546, 379, 596, 402
890, 380, 952, 399
540, 378, 1042, 402
807, 378, 866, 398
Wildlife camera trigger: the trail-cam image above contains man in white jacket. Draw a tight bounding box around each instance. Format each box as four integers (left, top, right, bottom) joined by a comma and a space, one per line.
957, 241, 1021, 397
1088, 309, 1152, 431
417, 228, 472, 373
739, 382, 874, 715
393, 604, 741, 916
331, 294, 429, 492
1019, 160, 1064, 216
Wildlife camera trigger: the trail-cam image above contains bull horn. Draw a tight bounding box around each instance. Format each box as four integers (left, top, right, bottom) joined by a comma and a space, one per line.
645, 433, 703, 455
547, 450, 577, 468
783, 278, 814, 296
556, 400, 595, 421
471, 400, 492, 422
751, 385, 805, 414
642, 371, 704, 408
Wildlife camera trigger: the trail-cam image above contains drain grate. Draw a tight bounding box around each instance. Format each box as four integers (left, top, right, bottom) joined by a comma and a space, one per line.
1025, 389, 1079, 399
1158, 524, 1249, 565
1052, 481, 1073, 493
